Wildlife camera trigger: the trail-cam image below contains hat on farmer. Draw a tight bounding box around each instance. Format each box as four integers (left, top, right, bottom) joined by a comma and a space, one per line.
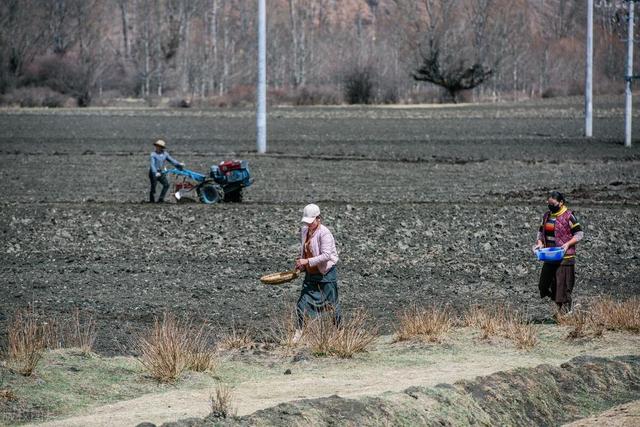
154, 139, 166, 148
301, 203, 321, 224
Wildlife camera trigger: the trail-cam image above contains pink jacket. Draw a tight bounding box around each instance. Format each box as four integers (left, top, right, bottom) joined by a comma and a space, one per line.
300, 224, 339, 275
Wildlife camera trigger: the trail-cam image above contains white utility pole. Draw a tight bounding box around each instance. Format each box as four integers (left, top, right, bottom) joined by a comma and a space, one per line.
585, 0, 593, 137
625, 0, 635, 148
257, 0, 267, 154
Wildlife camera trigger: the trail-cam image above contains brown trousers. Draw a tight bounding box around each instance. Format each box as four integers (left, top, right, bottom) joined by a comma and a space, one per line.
538, 262, 575, 304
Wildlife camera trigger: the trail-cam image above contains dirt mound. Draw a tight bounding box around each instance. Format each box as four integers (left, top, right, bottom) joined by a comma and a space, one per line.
150, 355, 640, 427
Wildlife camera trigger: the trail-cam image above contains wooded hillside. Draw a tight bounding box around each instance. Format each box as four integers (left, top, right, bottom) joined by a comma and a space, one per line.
0, 0, 632, 106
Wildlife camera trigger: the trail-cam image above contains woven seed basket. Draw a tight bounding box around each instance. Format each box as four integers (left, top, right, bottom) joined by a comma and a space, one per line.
260, 269, 300, 285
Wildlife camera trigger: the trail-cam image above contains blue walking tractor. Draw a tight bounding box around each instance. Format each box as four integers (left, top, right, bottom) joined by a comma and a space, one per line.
165, 160, 253, 204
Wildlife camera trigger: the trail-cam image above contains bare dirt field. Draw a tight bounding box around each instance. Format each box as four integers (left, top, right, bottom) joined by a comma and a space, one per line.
1, 96, 640, 356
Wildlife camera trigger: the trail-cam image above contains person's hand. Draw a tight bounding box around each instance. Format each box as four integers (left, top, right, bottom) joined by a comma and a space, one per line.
295, 258, 309, 270
561, 242, 571, 253
532, 241, 543, 253
178, 163, 185, 170
155, 172, 161, 178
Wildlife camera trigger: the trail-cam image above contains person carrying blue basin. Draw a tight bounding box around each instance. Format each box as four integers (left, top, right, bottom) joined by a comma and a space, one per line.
534, 191, 584, 314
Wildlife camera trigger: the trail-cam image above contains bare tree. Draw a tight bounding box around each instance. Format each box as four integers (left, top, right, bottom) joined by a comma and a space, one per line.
412, 0, 492, 102
117, 0, 131, 59
0, 0, 46, 82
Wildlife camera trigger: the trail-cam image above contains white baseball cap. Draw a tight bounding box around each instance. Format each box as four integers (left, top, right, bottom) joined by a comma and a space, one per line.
301, 203, 321, 224
154, 139, 166, 148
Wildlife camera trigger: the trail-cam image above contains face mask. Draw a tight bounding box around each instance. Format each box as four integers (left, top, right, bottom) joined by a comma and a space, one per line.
548, 204, 560, 213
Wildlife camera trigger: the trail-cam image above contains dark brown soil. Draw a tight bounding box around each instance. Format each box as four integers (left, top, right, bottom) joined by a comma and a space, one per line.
1, 97, 639, 355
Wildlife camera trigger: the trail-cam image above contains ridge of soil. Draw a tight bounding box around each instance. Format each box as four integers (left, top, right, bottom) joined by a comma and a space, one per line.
157, 355, 640, 427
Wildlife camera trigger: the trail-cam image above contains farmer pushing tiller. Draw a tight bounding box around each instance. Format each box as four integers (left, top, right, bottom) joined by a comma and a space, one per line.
147, 139, 253, 204
149, 139, 185, 203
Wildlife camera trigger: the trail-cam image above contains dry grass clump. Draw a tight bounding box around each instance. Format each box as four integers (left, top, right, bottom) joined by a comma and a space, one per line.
0, 388, 16, 401
504, 318, 539, 350
558, 297, 639, 338
463, 305, 538, 350
394, 305, 453, 343
330, 309, 378, 357
185, 323, 218, 373
463, 306, 507, 339
304, 308, 378, 358
268, 309, 301, 351
135, 312, 217, 382
209, 383, 235, 419
564, 308, 603, 339
7, 307, 46, 376
590, 297, 640, 333
68, 309, 97, 355
217, 322, 255, 352
38, 309, 97, 354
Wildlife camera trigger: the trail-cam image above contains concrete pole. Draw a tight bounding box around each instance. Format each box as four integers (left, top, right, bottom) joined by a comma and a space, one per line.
257, 0, 267, 154
585, 0, 593, 137
625, 0, 635, 148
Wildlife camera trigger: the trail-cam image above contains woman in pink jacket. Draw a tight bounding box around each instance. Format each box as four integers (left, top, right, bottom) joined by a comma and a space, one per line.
294, 204, 340, 341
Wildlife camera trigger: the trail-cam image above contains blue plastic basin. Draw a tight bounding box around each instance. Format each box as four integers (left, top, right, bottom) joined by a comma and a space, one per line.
535, 247, 565, 262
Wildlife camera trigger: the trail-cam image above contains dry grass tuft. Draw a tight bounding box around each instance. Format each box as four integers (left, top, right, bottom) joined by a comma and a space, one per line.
209, 383, 235, 419
268, 308, 300, 351
37, 309, 98, 354
0, 388, 16, 401
68, 309, 97, 355
463, 306, 507, 339
463, 305, 538, 350
184, 323, 218, 373
557, 297, 639, 339
7, 307, 46, 376
304, 308, 377, 358
590, 297, 640, 333
217, 322, 255, 352
135, 312, 188, 382
394, 305, 453, 343
505, 319, 539, 350
330, 309, 378, 357
134, 312, 217, 382
304, 313, 337, 356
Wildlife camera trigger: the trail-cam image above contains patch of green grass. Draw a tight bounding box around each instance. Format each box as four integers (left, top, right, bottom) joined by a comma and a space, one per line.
1, 349, 219, 423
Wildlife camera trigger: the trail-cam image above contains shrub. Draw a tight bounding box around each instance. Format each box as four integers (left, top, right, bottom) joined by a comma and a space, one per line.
394, 305, 453, 343
7, 307, 46, 376
343, 66, 375, 104
294, 86, 342, 106
0, 87, 70, 108
541, 87, 562, 99
21, 54, 92, 106
168, 97, 192, 108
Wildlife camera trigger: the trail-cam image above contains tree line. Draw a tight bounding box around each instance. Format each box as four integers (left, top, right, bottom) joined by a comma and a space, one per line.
0, 0, 632, 106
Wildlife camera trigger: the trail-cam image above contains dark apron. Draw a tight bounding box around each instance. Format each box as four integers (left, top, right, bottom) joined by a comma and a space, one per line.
296, 266, 341, 327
